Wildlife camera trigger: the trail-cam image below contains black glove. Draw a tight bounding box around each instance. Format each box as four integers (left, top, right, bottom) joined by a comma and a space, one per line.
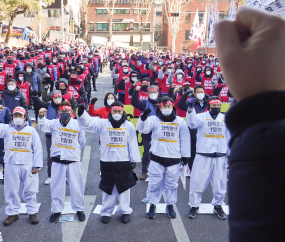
186, 89, 193, 95
141, 108, 151, 121
91, 97, 97, 105
15, 66, 20, 72
28, 105, 33, 110
129, 162, 136, 170
181, 157, 189, 166
59, 66, 63, 73
78, 104, 86, 117
31, 90, 38, 97
188, 97, 197, 108
38, 92, 42, 97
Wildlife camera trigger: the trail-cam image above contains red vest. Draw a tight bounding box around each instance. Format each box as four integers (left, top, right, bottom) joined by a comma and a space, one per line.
202, 75, 214, 96
173, 78, 184, 87
157, 74, 170, 94
63, 91, 72, 103
0, 71, 7, 91
190, 71, 202, 88
19, 60, 27, 69
68, 84, 81, 101
174, 92, 189, 117
58, 62, 66, 76
84, 63, 91, 73
46, 64, 55, 81
3, 62, 17, 78
218, 85, 229, 102
45, 51, 53, 59
212, 65, 220, 74
134, 90, 148, 117
17, 81, 30, 106
124, 77, 132, 105
117, 72, 130, 94
77, 74, 86, 85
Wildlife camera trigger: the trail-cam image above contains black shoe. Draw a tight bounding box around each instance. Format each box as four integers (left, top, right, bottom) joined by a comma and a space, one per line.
101, 216, 111, 224
50, 213, 61, 223
188, 207, 199, 219
166, 205, 176, 219
94, 89, 97, 91
213, 205, 226, 220
77, 211, 85, 222
147, 204, 156, 219
121, 214, 130, 224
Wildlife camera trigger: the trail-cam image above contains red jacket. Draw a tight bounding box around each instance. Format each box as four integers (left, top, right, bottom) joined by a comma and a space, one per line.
88, 105, 110, 119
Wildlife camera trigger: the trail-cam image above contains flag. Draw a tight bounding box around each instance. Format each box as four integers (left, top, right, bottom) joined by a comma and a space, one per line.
245, 0, 272, 8
209, 1, 218, 45
207, 3, 213, 46
200, 6, 207, 47
228, 0, 236, 20
189, 9, 199, 43
262, 0, 285, 17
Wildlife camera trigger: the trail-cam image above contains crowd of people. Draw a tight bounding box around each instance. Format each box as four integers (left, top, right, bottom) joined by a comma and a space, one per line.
0, 41, 230, 227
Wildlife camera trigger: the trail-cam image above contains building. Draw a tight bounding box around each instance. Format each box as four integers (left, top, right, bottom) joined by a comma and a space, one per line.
87, 0, 156, 49
12, 0, 81, 41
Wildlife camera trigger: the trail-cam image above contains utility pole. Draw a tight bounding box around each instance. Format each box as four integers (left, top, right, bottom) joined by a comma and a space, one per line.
61, 0, 65, 41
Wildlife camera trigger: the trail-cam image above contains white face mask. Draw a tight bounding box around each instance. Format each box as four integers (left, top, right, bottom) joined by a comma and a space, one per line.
123, 69, 128, 74
26, 68, 32, 73
112, 113, 122, 121
131, 77, 137, 82
196, 93, 205, 101
19, 77, 24, 81
177, 74, 183, 80
53, 59, 57, 63
53, 97, 62, 104
13, 117, 24, 125
161, 108, 172, 116
122, 63, 128, 66
206, 71, 211, 75
216, 62, 219, 66
107, 99, 114, 106
159, 61, 163, 65
137, 61, 141, 65
8, 85, 16, 91
202, 61, 206, 64
83, 61, 87, 64
149, 93, 158, 100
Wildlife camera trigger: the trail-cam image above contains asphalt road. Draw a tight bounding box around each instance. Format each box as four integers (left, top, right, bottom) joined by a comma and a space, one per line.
0, 66, 229, 242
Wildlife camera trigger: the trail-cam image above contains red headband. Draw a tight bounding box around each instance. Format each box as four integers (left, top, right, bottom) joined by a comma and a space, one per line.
59, 105, 71, 110
19, 74, 24, 77
7, 56, 13, 59
209, 99, 221, 105
148, 87, 159, 92
183, 81, 190, 86
59, 82, 65, 85
142, 80, 150, 84
13, 107, 26, 115
51, 92, 62, 98
111, 106, 123, 111
160, 100, 173, 106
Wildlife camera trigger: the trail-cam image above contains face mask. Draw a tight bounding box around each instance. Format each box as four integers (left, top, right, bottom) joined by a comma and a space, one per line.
46, 60, 51, 65
197, 68, 202, 72
202, 61, 206, 64
210, 107, 221, 117
0, 68, 3, 72
206, 71, 211, 75
7, 60, 13, 64
53, 59, 57, 63
123, 69, 128, 74
38, 49, 42, 52
47, 48, 51, 51
210, 57, 213, 61
159, 61, 163, 65
154, 61, 158, 64
71, 66, 75, 70
60, 112, 71, 121
26, 68, 32, 73
122, 63, 128, 66
107, 99, 114, 106
89, 55, 93, 58
161, 108, 172, 116
181, 57, 185, 60
131, 77, 137, 82
141, 85, 148, 92
216, 62, 219, 66
177, 74, 183, 80
196, 93, 205, 100
80, 65, 84, 69
53, 98, 62, 104
13, 117, 24, 125
112, 113, 122, 121
8, 85, 16, 91
177, 62, 181, 64
167, 69, 172, 73
149, 93, 158, 100
19, 77, 24, 81
70, 77, 77, 82
83, 61, 87, 64
38, 63, 43, 67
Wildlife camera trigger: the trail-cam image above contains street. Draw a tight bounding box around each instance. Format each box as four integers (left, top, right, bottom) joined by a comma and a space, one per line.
0, 66, 229, 242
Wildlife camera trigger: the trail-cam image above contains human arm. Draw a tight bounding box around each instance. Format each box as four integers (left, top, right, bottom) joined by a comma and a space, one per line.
128, 124, 141, 163
77, 110, 104, 134
136, 113, 155, 134
4, 107, 12, 124
186, 108, 202, 129
179, 119, 191, 163
131, 89, 145, 111
31, 128, 43, 168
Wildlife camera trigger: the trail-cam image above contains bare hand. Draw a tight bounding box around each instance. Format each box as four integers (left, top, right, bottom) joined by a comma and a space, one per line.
215, 7, 285, 101
0, 105, 3, 111
32, 168, 40, 174
39, 108, 47, 117
133, 80, 139, 86
135, 86, 141, 91
172, 83, 177, 88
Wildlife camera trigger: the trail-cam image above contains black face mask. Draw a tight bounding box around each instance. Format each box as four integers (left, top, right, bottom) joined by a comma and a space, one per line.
27, 47, 31, 51
31, 54, 35, 57
0, 55, 3, 59
7, 60, 13, 64
183, 87, 190, 92
46, 60, 51, 65
38, 63, 43, 67
149, 57, 153, 60
19, 56, 25, 60
0, 68, 3, 72
210, 108, 221, 118
5, 51, 9, 55
141, 85, 148, 92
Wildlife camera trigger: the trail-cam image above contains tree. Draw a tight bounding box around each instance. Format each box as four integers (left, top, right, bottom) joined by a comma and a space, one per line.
133, 0, 155, 48
101, 0, 117, 45
80, 0, 89, 42
0, 0, 55, 44
164, 0, 189, 53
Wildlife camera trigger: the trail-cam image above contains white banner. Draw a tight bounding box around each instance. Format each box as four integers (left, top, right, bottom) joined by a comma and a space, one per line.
200, 6, 208, 47
262, 0, 285, 18
189, 9, 200, 42
207, 3, 213, 45
228, 0, 236, 20
209, 1, 218, 45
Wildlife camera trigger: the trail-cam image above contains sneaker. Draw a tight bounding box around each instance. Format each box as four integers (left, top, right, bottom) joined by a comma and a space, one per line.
140, 172, 147, 180
101, 216, 111, 224
3, 215, 19, 226
50, 213, 61, 223
44, 177, 51, 185
213, 205, 227, 220
29, 214, 39, 224
166, 205, 176, 219
121, 214, 130, 224
188, 207, 199, 219
77, 211, 85, 222
147, 204, 156, 219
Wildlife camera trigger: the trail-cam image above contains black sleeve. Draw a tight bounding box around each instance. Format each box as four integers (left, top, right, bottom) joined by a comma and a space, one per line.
29, 86, 34, 105
4, 107, 12, 124
195, 72, 202, 82
168, 87, 175, 99
84, 77, 90, 94
77, 84, 86, 104
32, 96, 49, 111
188, 67, 193, 77
131, 90, 145, 111
213, 86, 223, 97
177, 91, 189, 111
128, 85, 135, 95
117, 79, 125, 90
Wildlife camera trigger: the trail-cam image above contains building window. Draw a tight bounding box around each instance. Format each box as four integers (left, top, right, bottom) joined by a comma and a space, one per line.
219, 12, 226, 20
114, 9, 130, 14
185, 30, 190, 41
156, 11, 162, 16
90, 23, 94, 31
48, 9, 52, 18
198, 12, 204, 22
97, 9, 108, 14
133, 23, 150, 31
97, 23, 109, 31
53, 9, 60, 18
112, 23, 129, 31
134, 9, 147, 14
24, 10, 36, 18
186, 12, 190, 22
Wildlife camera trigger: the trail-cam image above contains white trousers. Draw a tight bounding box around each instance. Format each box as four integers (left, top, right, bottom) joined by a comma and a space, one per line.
4, 163, 39, 215
147, 161, 180, 205
51, 161, 85, 213
189, 154, 227, 207
100, 185, 132, 216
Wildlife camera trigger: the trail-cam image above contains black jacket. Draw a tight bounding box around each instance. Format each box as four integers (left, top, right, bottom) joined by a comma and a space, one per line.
226, 91, 285, 242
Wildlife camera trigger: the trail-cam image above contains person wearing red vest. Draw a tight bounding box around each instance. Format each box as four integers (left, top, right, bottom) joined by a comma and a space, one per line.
18, 53, 27, 70
45, 46, 53, 59
57, 55, 66, 78
68, 72, 86, 104
52, 56, 61, 80
171, 69, 185, 88
88, 92, 117, 119
3, 56, 20, 79
75, 65, 90, 105
0, 63, 8, 91
157, 64, 171, 97
200, 66, 214, 96
117, 67, 133, 105
45, 57, 57, 92
212, 72, 229, 103
190, 65, 203, 89
15, 72, 33, 108
212, 59, 221, 74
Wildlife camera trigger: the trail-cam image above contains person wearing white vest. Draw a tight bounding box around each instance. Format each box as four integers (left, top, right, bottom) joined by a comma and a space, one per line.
136, 96, 190, 219
1, 107, 43, 226
38, 101, 86, 223
77, 101, 140, 224
186, 96, 228, 220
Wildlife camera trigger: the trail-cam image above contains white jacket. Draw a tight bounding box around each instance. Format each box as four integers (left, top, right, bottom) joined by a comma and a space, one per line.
38, 117, 86, 162
0, 124, 43, 167
77, 111, 141, 163
186, 109, 227, 154
136, 115, 190, 159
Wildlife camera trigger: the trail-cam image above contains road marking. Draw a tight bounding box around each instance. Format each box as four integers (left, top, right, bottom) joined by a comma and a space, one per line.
81, 146, 91, 191
163, 194, 190, 242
